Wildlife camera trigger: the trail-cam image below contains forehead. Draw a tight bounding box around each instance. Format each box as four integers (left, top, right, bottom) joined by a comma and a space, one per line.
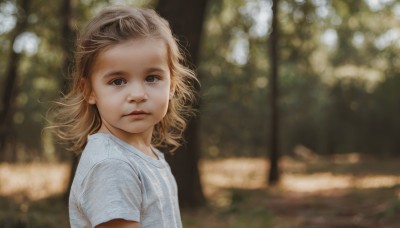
91, 38, 169, 76
100, 37, 167, 60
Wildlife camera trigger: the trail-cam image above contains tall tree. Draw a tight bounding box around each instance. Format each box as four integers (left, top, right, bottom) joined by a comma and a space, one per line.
0, 0, 30, 161
268, 0, 280, 185
61, 0, 77, 93
156, 0, 208, 208
60, 0, 78, 202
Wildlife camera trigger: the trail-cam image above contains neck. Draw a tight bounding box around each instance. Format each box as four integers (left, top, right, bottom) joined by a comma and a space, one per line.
97, 124, 157, 159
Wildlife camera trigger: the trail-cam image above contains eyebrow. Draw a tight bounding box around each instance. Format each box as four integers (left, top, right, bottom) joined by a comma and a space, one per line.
100, 67, 168, 79
145, 67, 168, 74
101, 71, 125, 79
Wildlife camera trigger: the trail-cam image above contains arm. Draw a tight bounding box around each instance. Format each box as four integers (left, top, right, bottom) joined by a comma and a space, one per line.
96, 219, 140, 228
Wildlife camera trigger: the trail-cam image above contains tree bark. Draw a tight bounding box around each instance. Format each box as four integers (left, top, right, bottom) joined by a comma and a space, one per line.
60, 0, 78, 202
61, 0, 77, 93
268, 0, 281, 185
156, 0, 208, 208
0, 0, 30, 162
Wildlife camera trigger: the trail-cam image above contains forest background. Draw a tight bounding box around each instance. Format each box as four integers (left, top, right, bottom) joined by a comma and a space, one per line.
1, 0, 400, 161
1, 0, 400, 227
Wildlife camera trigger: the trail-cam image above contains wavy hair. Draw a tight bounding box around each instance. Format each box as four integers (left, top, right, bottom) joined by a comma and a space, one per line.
50, 6, 198, 154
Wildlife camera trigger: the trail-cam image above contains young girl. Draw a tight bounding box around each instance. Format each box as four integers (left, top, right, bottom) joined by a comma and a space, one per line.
51, 5, 197, 228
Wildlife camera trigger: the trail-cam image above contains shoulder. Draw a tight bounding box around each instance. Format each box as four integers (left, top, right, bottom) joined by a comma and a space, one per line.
71, 134, 141, 193
78, 133, 137, 168
70, 134, 145, 227
71, 153, 140, 198
81, 158, 140, 191
71, 158, 143, 227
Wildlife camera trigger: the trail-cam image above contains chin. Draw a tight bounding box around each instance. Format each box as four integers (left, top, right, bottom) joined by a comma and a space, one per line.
124, 127, 153, 134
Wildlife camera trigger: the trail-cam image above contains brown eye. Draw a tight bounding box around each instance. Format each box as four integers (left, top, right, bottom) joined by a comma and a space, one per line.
111, 79, 126, 86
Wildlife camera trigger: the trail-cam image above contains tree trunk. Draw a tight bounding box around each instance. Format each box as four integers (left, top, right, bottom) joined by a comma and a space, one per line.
156, 0, 208, 208
268, 0, 280, 185
60, 0, 78, 202
0, 0, 30, 162
61, 0, 77, 93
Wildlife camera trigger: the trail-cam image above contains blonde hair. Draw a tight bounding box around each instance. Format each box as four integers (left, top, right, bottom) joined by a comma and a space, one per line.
50, 6, 198, 153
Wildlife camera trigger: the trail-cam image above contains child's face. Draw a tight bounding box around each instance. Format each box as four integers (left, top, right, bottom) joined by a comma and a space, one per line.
88, 38, 172, 140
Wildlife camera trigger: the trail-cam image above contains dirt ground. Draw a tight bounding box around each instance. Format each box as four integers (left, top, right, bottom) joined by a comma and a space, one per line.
199, 155, 400, 227
1, 154, 399, 227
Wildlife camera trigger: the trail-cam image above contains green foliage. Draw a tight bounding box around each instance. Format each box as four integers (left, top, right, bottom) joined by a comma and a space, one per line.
199, 0, 400, 158
1, 0, 400, 160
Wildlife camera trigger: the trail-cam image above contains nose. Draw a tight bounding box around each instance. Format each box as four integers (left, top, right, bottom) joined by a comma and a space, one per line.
127, 82, 147, 102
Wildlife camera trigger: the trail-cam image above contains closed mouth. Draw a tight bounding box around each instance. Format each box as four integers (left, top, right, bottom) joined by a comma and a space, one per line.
125, 110, 149, 116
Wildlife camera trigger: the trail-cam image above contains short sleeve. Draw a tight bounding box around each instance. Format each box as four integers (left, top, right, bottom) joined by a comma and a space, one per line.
79, 159, 142, 227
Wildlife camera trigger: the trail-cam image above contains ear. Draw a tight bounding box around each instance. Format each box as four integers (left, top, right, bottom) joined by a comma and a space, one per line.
80, 78, 96, 104
88, 91, 96, 104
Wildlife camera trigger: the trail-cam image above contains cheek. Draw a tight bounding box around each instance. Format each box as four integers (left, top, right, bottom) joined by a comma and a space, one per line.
155, 82, 172, 101
161, 94, 170, 110
160, 91, 170, 114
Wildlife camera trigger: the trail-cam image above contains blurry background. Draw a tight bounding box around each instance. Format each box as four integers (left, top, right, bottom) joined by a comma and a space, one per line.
1, 0, 400, 227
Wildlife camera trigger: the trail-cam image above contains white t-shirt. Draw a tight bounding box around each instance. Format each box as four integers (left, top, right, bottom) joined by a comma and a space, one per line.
69, 133, 182, 228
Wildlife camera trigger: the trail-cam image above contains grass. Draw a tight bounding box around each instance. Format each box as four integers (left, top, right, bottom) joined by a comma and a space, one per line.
1, 154, 400, 227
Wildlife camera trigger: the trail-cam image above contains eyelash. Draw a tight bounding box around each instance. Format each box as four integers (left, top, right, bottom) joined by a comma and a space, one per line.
109, 78, 127, 86
145, 75, 161, 83
108, 75, 161, 86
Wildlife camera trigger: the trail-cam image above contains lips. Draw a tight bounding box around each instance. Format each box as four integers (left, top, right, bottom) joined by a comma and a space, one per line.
124, 110, 149, 118
128, 110, 148, 115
